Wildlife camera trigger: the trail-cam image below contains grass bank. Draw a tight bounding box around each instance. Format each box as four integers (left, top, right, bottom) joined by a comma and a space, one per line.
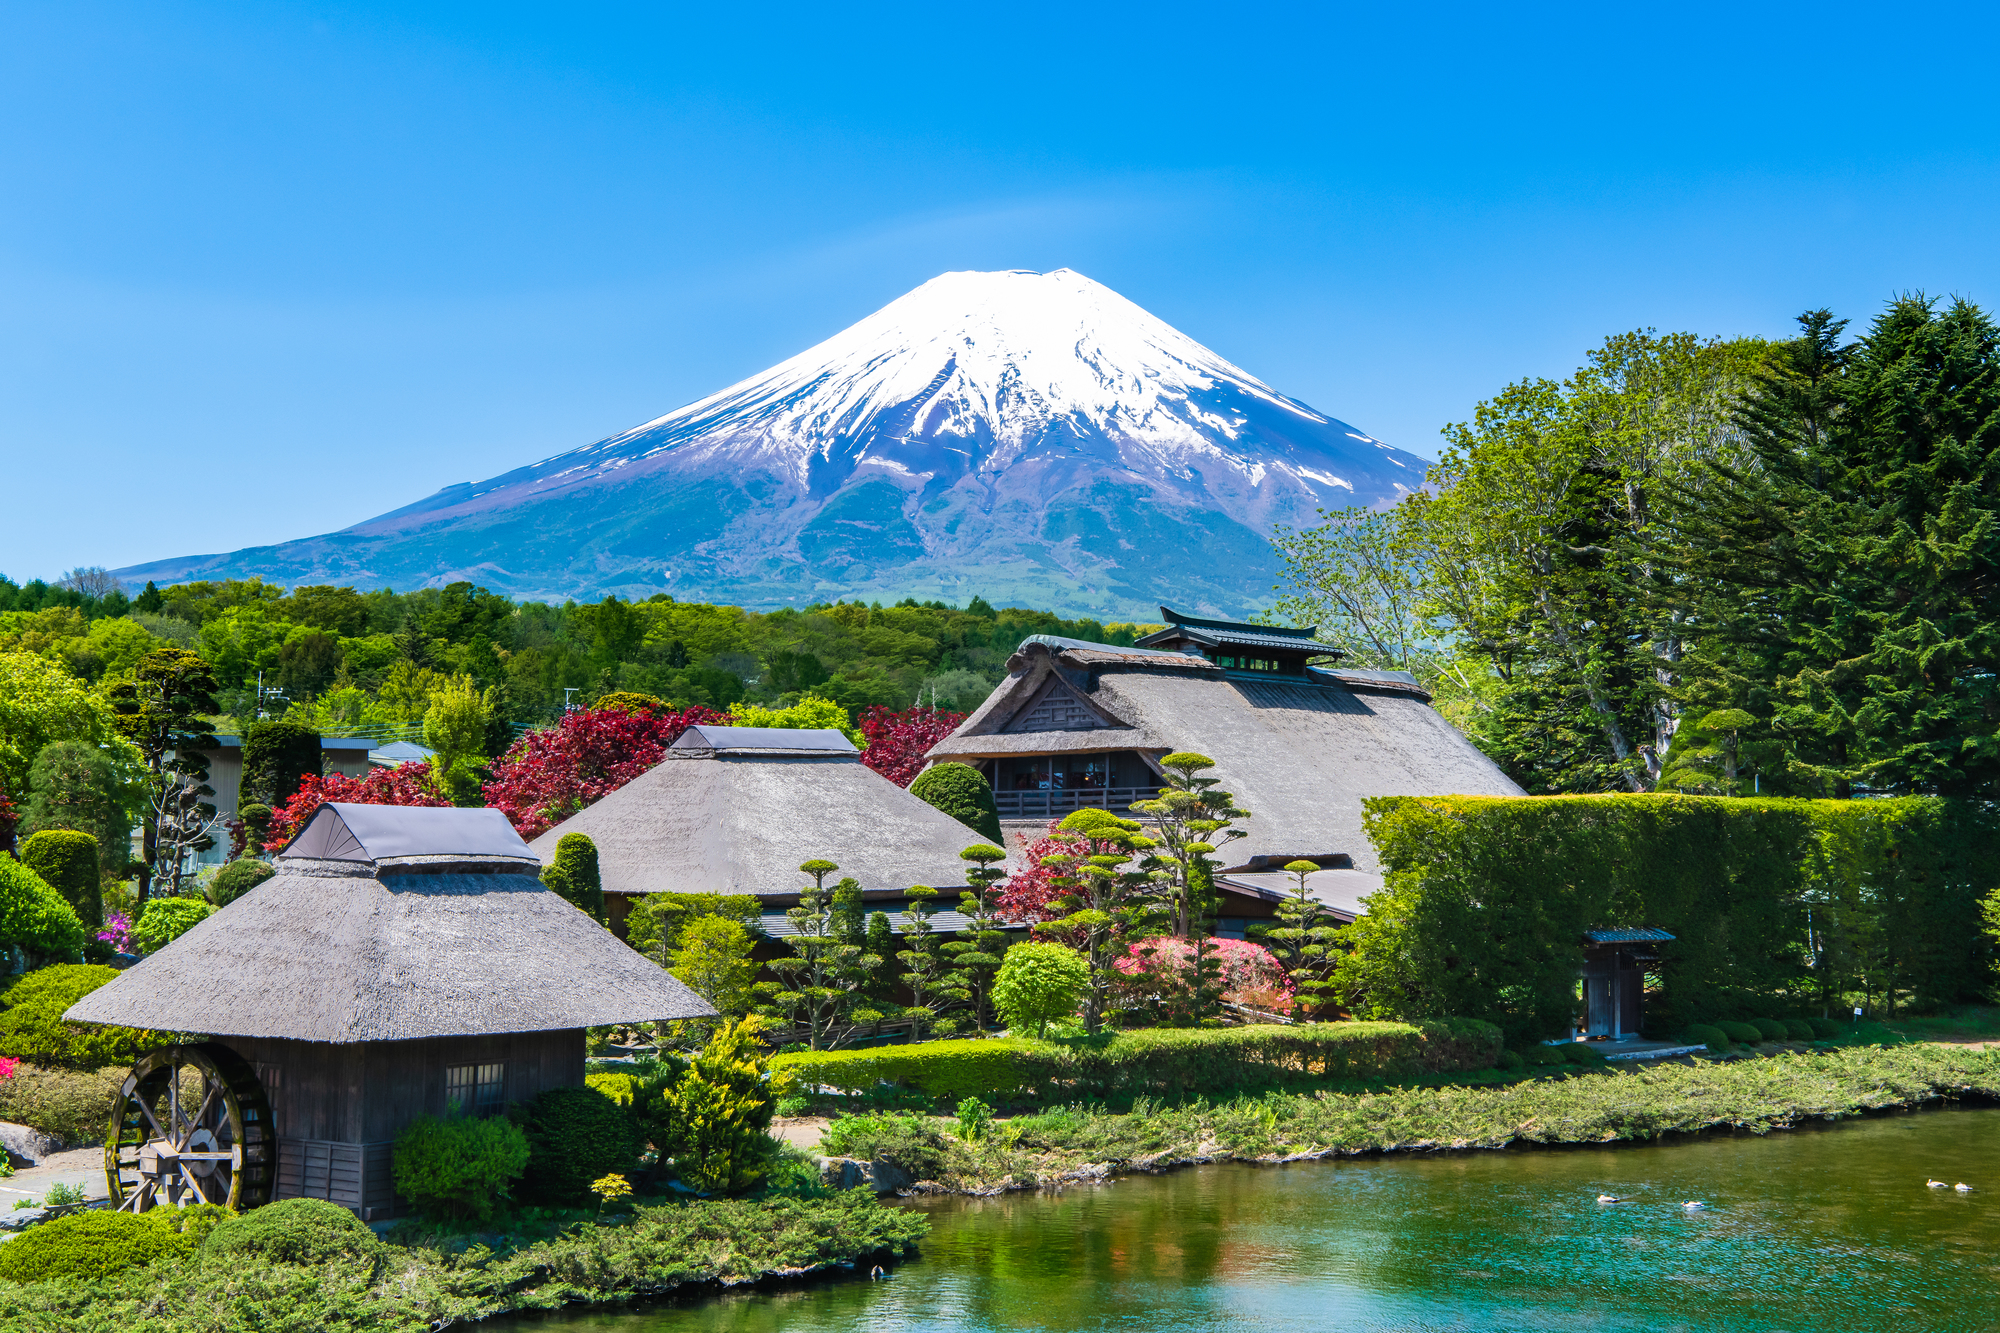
819, 1042, 2000, 1194
0, 1191, 926, 1333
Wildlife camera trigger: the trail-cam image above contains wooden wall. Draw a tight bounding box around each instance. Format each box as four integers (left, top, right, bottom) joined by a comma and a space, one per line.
219, 1029, 585, 1219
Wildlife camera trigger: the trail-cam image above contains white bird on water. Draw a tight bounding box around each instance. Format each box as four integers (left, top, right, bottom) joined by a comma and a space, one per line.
1928, 1179, 1948, 1188
1683, 1201, 1705, 1210
1956, 1183, 1974, 1193
1596, 1194, 1623, 1204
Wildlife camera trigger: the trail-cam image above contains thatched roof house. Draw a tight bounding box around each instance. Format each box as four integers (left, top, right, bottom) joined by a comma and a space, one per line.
924, 609, 1524, 935
528, 725, 988, 935
66, 803, 711, 1219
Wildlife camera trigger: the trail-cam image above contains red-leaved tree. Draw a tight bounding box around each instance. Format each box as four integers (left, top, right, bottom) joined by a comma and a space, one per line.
482, 704, 724, 839
996, 822, 1074, 923
856, 705, 965, 787
266, 763, 451, 842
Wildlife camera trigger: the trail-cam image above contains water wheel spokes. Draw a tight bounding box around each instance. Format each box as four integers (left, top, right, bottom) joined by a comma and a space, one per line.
106, 1043, 274, 1214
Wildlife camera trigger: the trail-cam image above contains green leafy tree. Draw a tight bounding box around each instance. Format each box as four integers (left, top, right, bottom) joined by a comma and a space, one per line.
0, 653, 133, 819
1248, 860, 1344, 1018
20, 830, 101, 930
943, 844, 1011, 1030
655, 1017, 780, 1195
625, 891, 761, 968
240, 718, 322, 813
670, 915, 757, 1017
754, 859, 883, 1048
990, 941, 1089, 1037
1130, 753, 1249, 1025
131, 896, 214, 954
908, 762, 1003, 842
423, 673, 495, 804
107, 648, 222, 900
19, 740, 134, 876
541, 832, 607, 925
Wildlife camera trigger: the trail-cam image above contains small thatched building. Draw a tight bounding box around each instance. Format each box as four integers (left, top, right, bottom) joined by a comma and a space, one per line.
66, 803, 712, 1218
528, 725, 989, 940
924, 609, 1525, 935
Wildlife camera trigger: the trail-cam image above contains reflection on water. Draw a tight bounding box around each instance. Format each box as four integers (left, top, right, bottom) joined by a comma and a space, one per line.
509, 1108, 2000, 1333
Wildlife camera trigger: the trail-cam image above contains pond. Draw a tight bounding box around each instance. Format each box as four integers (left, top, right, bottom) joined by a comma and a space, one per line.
516, 1108, 2000, 1333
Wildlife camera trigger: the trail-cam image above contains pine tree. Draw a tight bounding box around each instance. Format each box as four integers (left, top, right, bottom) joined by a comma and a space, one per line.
943, 845, 1011, 1030
106, 648, 221, 900
1249, 860, 1344, 1017
1028, 808, 1160, 1033
1130, 753, 1250, 1024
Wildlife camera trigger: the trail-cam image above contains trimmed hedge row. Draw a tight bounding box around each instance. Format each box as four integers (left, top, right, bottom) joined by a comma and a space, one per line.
773, 1018, 1503, 1102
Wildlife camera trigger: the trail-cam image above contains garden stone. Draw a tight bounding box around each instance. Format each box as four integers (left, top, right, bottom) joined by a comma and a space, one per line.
0, 1121, 62, 1165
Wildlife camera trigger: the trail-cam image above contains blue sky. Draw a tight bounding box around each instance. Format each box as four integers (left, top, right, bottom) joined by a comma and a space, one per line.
4, 1, 1997, 581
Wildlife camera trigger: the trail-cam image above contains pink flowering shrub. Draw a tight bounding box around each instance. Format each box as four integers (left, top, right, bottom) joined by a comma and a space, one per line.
96, 912, 133, 954
1113, 936, 1293, 1020
0, 1055, 17, 1082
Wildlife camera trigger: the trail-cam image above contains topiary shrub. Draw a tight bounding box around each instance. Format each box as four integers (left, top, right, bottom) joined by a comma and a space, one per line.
1497, 1049, 1524, 1070
0, 856, 87, 967
392, 1111, 530, 1224
1718, 1020, 1764, 1044
1783, 1019, 1815, 1041
907, 763, 1003, 843
201, 1197, 379, 1266
1684, 1023, 1729, 1053
131, 897, 214, 955
0, 1062, 127, 1143
1555, 1042, 1605, 1065
20, 830, 102, 930
1523, 1045, 1566, 1067
241, 718, 322, 812
990, 942, 1089, 1038
0, 965, 158, 1071
541, 833, 606, 925
518, 1084, 640, 1204
0, 1208, 191, 1282
208, 859, 276, 908
1751, 1018, 1789, 1042
1807, 1016, 1844, 1040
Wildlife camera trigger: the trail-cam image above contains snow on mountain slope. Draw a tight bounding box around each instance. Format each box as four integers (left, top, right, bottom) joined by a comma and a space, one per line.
119, 269, 1430, 617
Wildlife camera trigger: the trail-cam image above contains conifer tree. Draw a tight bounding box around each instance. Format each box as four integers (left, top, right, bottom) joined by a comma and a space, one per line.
1029, 807, 1160, 1033
944, 844, 1011, 1030
1249, 860, 1343, 1017
1130, 753, 1249, 1024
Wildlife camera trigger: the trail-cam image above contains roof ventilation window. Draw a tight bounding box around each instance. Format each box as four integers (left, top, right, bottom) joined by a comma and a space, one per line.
279, 804, 535, 865
670, 725, 858, 755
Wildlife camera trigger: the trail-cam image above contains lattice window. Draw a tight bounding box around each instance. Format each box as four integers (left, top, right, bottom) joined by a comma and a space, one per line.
1010, 684, 1100, 732
446, 1062, 505, 1115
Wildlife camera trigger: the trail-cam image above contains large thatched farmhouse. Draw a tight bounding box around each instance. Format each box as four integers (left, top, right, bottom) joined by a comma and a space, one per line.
530, 725, 989, 942
65, 804, 711, 1219
923, 609, 1524, 935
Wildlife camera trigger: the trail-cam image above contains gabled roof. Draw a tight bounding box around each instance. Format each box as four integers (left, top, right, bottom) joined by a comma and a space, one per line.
927, 637, 1524, 875
528, 745, 983, 898
1584, 927, 1677, 944
1136, 606, 1345, 657
671, 725, 857, 755
67, 807, 713, 1043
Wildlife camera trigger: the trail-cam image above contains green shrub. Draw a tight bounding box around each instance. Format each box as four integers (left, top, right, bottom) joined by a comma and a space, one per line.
241, 718, 322, 812
201, 1197, 379, 1266
1783, 1019, 1815, 1041
131, 897, 214, 954
0, 1208, 190, 1282
238, 803, 273, 855
541, 833, 606, 925
1523, 1045, 1566, 1066
0, 965, 158, 1071
1497, 1049, 1524, 1070
907, 763, 1003, 843
1751, 1018, 1789, 1042
1553, 1042, 1603, 1065
990, 942, 1089, 1038
774, 1019, 1503, 1104
519, 1085, 639, 1204
392, 1111, 531, 1224
208, 858, 275, 908
1807, 1016, 1844, 1039
655, 1019, 779, 1196
20, 830, 101, 930
0, 856, 87, 965
1684, 1023, 1729, 1053
1718, 1020, 1764, 1044
821, 1112, 956, 1182
0, 1062, 127, 1143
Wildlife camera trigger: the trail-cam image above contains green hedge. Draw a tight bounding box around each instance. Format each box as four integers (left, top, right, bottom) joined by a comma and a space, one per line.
1684, 1023, 1729, 1053
201, 1198, 380, 1266
773, 1019, 1502, 1102
1717, 1020, 1764, 1044
1347, 794, 2000, 1046
0, 1063, 127, 1144
20, 830, 101, 930
0, 965, 158, 1071
0, 856, 87, 965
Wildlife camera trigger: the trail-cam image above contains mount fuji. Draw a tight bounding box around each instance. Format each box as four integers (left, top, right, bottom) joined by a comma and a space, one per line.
119, 269, 1428, 617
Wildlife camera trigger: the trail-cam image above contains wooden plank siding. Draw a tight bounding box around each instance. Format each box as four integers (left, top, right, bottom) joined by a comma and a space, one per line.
218, 1030, 586, 1219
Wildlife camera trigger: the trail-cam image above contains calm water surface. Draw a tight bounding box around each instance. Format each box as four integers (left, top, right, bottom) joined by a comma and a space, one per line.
520, 1109, 2000, 1333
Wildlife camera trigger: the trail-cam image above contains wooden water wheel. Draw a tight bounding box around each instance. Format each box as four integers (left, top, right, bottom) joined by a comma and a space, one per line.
105, 1043, 274, 1213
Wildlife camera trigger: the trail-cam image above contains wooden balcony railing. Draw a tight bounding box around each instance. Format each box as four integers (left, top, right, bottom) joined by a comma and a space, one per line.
992, 785, 1162, 820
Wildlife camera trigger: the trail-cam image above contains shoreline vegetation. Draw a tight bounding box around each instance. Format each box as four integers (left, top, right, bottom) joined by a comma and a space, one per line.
815, 1042, 2000, 1197
0, 1192, 928, 1333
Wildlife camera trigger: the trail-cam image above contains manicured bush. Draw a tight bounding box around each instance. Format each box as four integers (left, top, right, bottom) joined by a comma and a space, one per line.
1684, 1024, 1729, 1053
208, 858, 275, 907
991, 942, 1090, 1038
1783, 1019, 1815, 1041
131, 896, 214, 954
654, 1019, 780, 1195
908, 762, 1003, 843
774, 1019, 1503, 1104
1555, 1042, 1605, 1065
0, 965, 157, 1071
0, 855, 87, 965
541, 833, 606, 925
392, 1111, 531, 1223
1718, 1020, 1765, 1044
1497, 1049, 1524, 1070
1752, 1018, 1790, 1042
1807, 1016, 1844, 1039
241, 718, 322, 811
20, 830, 101, 930
0, 1062, 127, 1143
519, 1085, 639, 1204
1522, 1045, 1566, 1066
201, 1197, 379, 1266
0, 1208, 190, 1282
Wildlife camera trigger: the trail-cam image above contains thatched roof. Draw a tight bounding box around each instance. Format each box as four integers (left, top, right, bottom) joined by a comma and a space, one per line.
66, 805, 714, 1042
528, 729, 985, 899
927, 638, 1523, 875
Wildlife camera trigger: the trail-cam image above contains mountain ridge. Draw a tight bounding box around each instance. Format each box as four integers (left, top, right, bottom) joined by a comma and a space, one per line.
117, 269, 1429, 618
